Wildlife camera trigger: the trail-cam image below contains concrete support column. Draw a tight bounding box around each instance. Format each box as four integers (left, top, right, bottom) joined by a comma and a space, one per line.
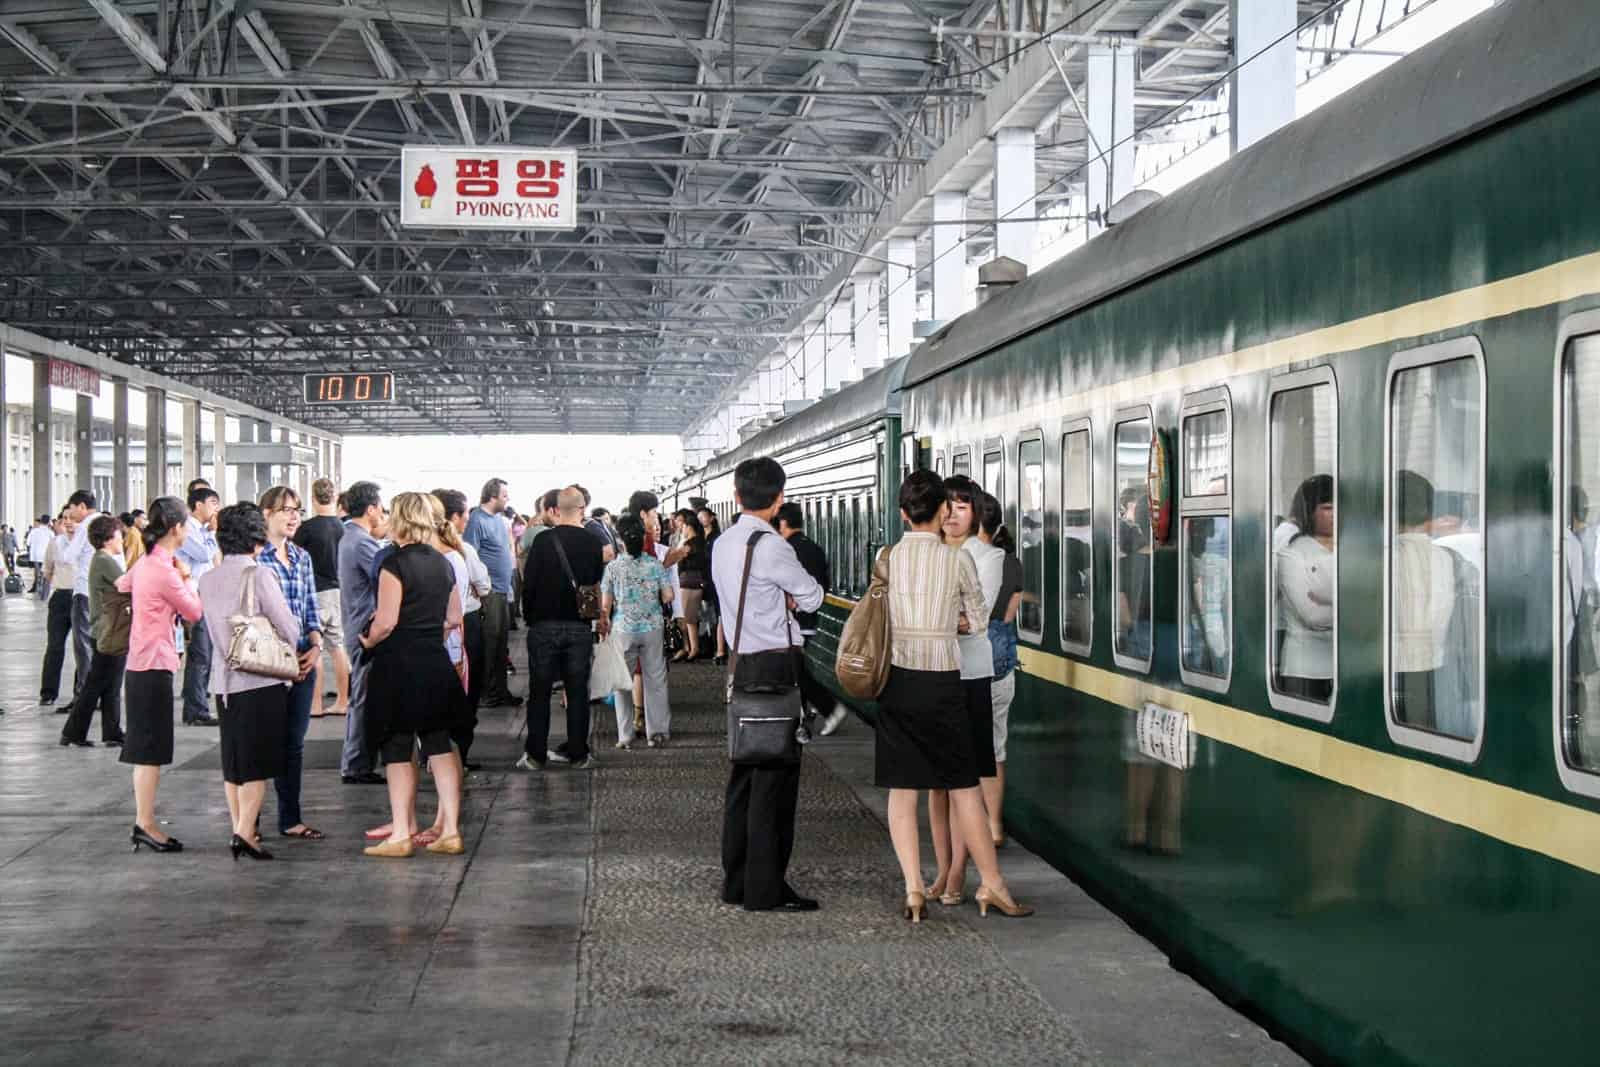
331, 442, 341, 489
75, 394, 92, 494
852, 273, 881, 373
993, 126, 1038, 267
113, 383, 130, 514
825, 299, 853, 390
1086, 44, 1134, 238
885, 236, 916, 360
256, 421, 274, 497
801, 317, 825, 401
31, 358, 51, 519
181, 399, 201, 489
145, 387, 167, 500
211, 408, 228, 497
930, 191, 967, 325
1230, 0, 1297, 153
235, 420, 258, 504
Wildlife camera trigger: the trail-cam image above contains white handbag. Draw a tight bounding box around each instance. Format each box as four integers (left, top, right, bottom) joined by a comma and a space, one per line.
225, 564, 301, 681
588, 633, 633, 700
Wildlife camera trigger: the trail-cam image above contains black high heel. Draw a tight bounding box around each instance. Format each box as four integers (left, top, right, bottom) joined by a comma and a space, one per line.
130, 825, 183, 853
230, 834, 274, 861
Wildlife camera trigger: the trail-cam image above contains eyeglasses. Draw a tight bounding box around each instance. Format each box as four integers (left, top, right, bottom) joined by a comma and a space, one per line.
274, 507, 304, 517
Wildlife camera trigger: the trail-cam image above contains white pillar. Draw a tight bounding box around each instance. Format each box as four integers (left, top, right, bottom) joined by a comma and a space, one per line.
144, 386, 167, 500
1230, 0, 1297, 153
211, 408, 227, 496
852, 273, 881, 373
825, 300, 853, 389
993, 127, 1037, 267
801, 316, 826, 400
181, 399, 201, 488
1086, 44, 1134, 238
885, 236, 916, 361
930, 191, 966, 325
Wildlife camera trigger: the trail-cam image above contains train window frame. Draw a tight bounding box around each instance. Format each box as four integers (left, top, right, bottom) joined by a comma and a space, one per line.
982, 438, 1005, 505
1016, 430, 1045, 645
1553, 310, 1600, 798
935, 449, 947, 476
1059, 418, 1094, 657
1382, 337, 1487, 765
1178, 388, 1234, 695
951, 446, 972, 480
1112, 404, 1156, 675
1265, 366, 1340, 724
851, 496, 864, 596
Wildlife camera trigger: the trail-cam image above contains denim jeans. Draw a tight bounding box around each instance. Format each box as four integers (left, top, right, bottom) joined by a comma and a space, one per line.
181, 618, 213, 723
526, 621, 593, 762
274, 675, 316, 832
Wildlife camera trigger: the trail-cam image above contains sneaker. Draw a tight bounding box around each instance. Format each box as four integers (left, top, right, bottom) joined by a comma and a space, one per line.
572, 756, 593, 769
647, 734, 666, 748
514, 753, 544, 772
546, 748, 572, 764
615, 740, 632, 750
819, 708, 848, 737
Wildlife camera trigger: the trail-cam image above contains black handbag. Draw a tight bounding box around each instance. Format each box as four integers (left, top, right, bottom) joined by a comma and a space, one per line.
726, 530, 810, 765
550, 531, 602, 621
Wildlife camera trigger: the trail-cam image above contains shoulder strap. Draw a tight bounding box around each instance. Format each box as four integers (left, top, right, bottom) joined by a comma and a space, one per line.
238, 563, 259, 618
550, 530, 579, 592
726, 530, 769, 688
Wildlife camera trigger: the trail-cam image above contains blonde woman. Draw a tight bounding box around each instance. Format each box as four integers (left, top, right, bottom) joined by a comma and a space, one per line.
359, 492, 467, 858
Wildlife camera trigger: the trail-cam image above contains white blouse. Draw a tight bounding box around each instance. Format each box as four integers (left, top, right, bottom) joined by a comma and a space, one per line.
1275, 535, 1334, 680
1392, 532, 1455, 673
959, 538, 1005, 680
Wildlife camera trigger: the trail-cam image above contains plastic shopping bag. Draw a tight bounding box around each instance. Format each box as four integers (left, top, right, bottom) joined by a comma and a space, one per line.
589, 634, 632, 701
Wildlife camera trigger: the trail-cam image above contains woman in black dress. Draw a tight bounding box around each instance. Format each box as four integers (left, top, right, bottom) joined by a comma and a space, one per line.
671, 509, 708, 661
359, 492, 467, 858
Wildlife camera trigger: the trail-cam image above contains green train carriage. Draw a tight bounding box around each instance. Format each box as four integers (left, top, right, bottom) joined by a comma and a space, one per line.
686, 3, 1600, 1062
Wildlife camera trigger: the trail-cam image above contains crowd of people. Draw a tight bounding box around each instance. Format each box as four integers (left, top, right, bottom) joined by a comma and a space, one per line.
11, 456, 1034, 924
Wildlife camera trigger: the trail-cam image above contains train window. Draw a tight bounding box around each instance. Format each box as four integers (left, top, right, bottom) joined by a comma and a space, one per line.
983, 446, 1003, 503
1061, 422, 1093, 655
1018, 435, 1045, 642
1559, 324, 1600, 792
1385, 341, 1485, 763
1179, 392, 1232, 692
952, 448, 971, 479
1267, 369, 1338, 722
1113, 409, 1154, 672
936, 450, 947, 476
851, 497, 864, 595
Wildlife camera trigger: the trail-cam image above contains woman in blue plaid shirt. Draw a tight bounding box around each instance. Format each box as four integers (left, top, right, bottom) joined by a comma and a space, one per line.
259, 486, 325, 841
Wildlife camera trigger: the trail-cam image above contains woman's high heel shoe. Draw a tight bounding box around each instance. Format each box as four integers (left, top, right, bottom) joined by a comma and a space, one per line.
903, 890, 927, 924
130, 825, 183, 853
975, 885, 1034, 918
230, 834, 274, 861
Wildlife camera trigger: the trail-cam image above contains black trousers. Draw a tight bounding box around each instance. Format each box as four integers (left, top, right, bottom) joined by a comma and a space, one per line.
453, 609, 486, 760
40, 589, 74, 701
526, 620, 593, 762
797, 639, 836, 719
71, 594, 92, 696
721, 760, 802, 910
61, 650, 126, 742
480, 592, 512, 703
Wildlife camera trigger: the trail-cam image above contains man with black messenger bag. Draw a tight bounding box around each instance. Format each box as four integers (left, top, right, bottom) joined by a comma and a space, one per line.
712, 457, 824, 912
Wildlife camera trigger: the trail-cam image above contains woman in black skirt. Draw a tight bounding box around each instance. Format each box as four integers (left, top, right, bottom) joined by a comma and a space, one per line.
359, 492, 467, 859
116, 497, 204, 854
876, 470, 1031, 922
197, 504, 300, 861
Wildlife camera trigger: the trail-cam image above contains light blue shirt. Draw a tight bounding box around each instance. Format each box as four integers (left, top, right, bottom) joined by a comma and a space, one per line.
177, 516, 218, 582
67, 511, 97, 597
464, 507, 513, 594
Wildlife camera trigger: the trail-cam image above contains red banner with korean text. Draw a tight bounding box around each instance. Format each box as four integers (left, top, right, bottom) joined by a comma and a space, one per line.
47, 359, 100, 397
400, 146, 578, 230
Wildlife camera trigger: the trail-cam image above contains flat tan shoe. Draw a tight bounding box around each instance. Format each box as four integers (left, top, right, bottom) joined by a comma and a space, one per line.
425, 833, 464, 855
363, 838, 415, 858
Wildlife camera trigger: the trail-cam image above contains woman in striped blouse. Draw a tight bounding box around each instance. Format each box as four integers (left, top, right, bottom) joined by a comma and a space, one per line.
874, 469, 1032, 923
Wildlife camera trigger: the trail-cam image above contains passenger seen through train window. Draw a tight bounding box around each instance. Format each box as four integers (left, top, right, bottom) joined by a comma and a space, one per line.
1560, 334, 1600, 773
1270, 381, 1337, 707
1114, 417, 1154, 665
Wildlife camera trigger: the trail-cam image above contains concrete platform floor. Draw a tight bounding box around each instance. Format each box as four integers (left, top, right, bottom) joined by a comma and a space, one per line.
0, 592, 1303, 1066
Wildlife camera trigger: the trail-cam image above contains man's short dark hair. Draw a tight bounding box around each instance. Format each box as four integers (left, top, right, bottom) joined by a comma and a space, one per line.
734, 457, 785, 511
627, 490, 659, 516
540, 488, 561, 514
1396, 469, 1435, 530
187, 486, 219, 510
900, 469, 947, 525
67, 489, 97, 511
480, 478, 508, 505
432, 488, 469, 520
87, 514, 123, 550
346, 480, 382, 519
591, 507, 610, 520
216, 503, 270, 556
311, 477, 337, 506
186, 478, 211, 495
776, 502, 804, 531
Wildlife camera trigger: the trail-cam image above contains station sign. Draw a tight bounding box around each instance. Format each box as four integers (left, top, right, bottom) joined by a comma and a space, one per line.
303, 371, 395, 405
401, 146, 578, 230
1136, 702, 1195, 770
48, 358, 100, 397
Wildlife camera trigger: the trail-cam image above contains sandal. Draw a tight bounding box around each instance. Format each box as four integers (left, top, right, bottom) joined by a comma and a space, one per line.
412, 828, 441, 846
280, 825, 326, 840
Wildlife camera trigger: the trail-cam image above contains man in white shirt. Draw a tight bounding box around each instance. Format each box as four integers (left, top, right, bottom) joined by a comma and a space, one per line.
26, 516, 52, 597
62, 490, 99, 697
710, 457, 823, 913
177, 486, 222, 725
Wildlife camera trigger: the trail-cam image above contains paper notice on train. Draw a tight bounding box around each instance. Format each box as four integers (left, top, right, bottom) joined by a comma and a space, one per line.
1137, 703, 1195, 770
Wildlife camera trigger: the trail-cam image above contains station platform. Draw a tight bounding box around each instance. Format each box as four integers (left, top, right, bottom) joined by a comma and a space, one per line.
0, 592, 1301, 1065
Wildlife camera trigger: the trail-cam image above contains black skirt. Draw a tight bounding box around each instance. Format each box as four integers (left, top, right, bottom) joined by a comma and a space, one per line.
963, 677, 998, 779
366, 636, 457, 753
120, 669, 175, 766
217, 685, 289, 785
874, 666, 978, 790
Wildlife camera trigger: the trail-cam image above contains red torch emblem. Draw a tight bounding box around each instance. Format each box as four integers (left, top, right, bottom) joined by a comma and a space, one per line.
415, 163, 437, 209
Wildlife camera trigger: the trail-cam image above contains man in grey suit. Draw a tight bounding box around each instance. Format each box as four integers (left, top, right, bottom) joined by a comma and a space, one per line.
338, 481, 388, 784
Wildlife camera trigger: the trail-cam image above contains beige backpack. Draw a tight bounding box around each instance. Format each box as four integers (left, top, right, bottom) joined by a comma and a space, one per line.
835, 547, 892, 699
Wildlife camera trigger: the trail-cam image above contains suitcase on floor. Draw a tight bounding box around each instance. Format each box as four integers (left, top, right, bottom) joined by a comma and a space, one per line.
3, 574, 22, 595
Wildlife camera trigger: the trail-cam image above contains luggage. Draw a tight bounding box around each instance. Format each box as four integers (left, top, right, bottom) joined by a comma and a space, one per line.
835, 547, 892, 700
3, 573, 21, 595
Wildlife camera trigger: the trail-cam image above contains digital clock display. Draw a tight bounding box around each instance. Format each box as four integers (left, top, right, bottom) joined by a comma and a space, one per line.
303, 372, 395, 405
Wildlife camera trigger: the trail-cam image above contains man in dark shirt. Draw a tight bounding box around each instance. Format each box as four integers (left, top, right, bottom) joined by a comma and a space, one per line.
519, 487, 606, 770
294, 478, 352, 717
776, 503, 844, 736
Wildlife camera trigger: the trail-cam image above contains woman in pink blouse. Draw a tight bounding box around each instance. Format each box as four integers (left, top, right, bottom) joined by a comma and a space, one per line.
116, 497, 203, 854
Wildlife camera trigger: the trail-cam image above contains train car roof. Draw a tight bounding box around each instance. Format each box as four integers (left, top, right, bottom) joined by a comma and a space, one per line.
906, 0, 1600, 388
700, 355, 911, 481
